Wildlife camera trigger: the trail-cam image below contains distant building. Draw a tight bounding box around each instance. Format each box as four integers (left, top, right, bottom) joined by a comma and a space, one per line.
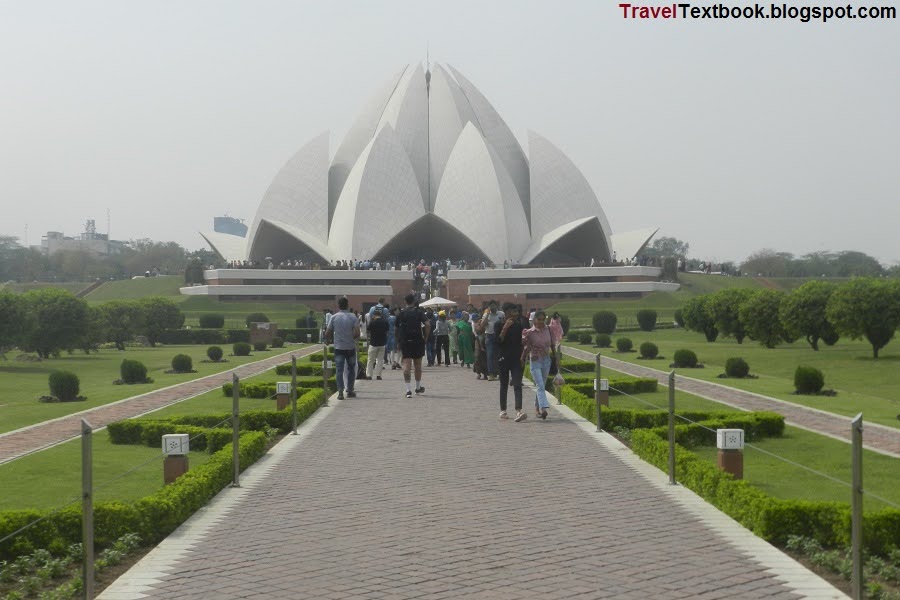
214, 216, 247, 238
41, 220, 125, 256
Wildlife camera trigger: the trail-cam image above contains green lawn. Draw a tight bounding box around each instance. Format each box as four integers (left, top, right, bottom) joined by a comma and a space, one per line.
693, 427, 899, 512
0, 345, 302, 434
0, 433, 212, 510
84, 276, 185, 301
567, 328, 900, 429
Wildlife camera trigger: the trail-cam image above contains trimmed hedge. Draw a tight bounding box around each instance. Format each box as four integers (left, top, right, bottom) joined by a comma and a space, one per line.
171, 354, 193, 373
794, 366, 824, 394
596, 334, 611, 348
120, 359, 148, 384
673, 349, 698, 368
48, 371, 80, 402
233, 342, 251, 356
0, 390, 327, 562
207, 346, 223, 361
639, 342, 659, 359
198, 313, 225, 328
221, 379, 335, 398
592, 311, 617, 334
578, 332, 593, 345
616, 337, 633, 352
245, 313, 269, 327
155, 328, 319, 345
253, 341, 267, 352
636, 309, 657, 332
725, 357, 750, 378
557, 386, 900, 557
272, 336, 284, 349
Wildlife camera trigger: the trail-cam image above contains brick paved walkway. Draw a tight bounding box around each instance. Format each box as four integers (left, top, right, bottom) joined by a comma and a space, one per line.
0, 346, 318, 465
563, 346, 900, 459
100, 361, 846, 599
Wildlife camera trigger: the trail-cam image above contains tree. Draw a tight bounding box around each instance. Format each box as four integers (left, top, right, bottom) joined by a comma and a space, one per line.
826, 278, 900, 358
0, 291, 25, 355
99, 300, 145, 350
740, 249, 794, 277
832, 251, 883, 277
184, 258, 206, 285
139, 297, 185, 346
645, 236, 689, 260
19, 289, 90, 358
681, 296, 718, 342
79, 305, 106, 354
707, 288, 753, 344
738, 290, 787, 349
779, 281, 837, 351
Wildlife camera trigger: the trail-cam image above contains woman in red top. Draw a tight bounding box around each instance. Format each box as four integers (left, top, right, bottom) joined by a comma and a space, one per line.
521, 310, 557, 420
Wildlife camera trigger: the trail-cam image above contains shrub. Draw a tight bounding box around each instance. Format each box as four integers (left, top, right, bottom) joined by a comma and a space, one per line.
271, 336, 284, 348
566, 331, 580, 343
233, 342, 252, 356
674, 309, 685, 328
245, 313, 269, 327
596, 333, 611, 348
636, 310, 657, 332
120, 359, 149, 384
592, 311, 617, 334
575, 332, 591, 345
794, 366, 824, 394
171, 354, 193, 373
559, 314, 571, 335
253, 341, 268, 352
672, 349, 698, 368
48, 371, 80, 402
639, 342, 658, 359
198, 313, 225, 328
725, 357, 750, 378
207, 346, 223, 361
616, 337, 633, 352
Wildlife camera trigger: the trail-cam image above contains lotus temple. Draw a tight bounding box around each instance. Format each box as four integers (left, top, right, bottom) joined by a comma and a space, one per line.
186, 63, 678, 308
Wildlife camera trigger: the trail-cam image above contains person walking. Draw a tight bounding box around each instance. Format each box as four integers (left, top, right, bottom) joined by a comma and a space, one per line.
480, 301, 504, 381
365, 311, 390, 380
549, 312, 564, 355
498, 302, 528, 422
434, 310, 451, 366
386, 307, 399, 369
396, 293, 430, 398
448, 312, 460, 364
473, 314, 489, 380
456, 312, 475, 368
324, 297, 360, 400
522, 310, 556, 420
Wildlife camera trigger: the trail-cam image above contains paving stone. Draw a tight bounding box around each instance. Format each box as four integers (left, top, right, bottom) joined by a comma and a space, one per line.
101, 360, 845, 599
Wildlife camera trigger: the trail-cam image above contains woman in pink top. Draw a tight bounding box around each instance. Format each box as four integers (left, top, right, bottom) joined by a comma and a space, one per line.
521, 310, 557, 420
549, 312, 564, 354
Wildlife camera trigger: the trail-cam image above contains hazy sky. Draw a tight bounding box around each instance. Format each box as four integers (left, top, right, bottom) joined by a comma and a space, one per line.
1, 1, 898, 265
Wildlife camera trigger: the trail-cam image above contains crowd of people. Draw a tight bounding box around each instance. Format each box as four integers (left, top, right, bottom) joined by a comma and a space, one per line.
323, 296, 563, 421
222, 255, 668, 271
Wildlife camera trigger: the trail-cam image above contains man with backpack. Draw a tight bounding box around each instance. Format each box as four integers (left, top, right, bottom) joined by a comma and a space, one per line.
396, 293, 431, 398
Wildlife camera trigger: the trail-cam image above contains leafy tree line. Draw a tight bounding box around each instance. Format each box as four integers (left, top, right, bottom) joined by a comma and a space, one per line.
680, 278, 900, 358
0, 235, 220, 283
739, 248, 896, 278
0, 289, 184, 358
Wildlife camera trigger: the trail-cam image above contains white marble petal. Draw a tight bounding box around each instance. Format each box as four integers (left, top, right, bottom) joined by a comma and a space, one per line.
528, 130, 613, 258
199, 231, 247, 263
433, 123, 529, 264
329, 124, 426, 260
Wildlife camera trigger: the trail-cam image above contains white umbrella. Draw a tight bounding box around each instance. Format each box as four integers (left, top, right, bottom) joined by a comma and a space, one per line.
419, 296, 457, 308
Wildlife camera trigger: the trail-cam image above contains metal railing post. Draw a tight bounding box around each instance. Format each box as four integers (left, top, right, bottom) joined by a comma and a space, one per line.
322, 342, 329, 406
291, 355, 298, 435
81, 419, 94, 600
595, 353, 602, 432
668, 371, 676, 485
851, 413, 864, 600
232, 373, 240, 488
